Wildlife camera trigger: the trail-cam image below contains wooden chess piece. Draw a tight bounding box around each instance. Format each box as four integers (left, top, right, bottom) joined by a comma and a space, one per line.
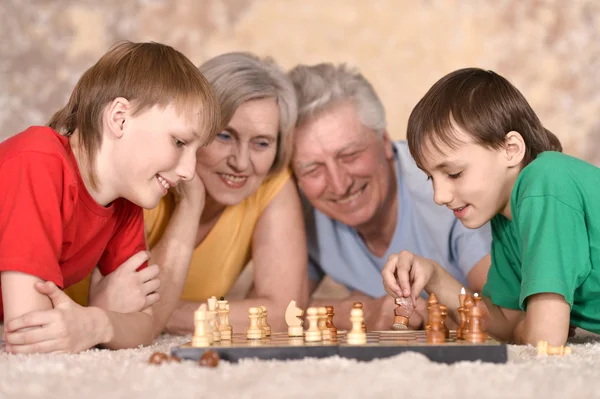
207, 296, 221, 342
260, 305, 271, 337
439, 304, 449, 339
462, 294, 474, 337
473, 292, 482, 307
426, 305, 445, 344
304, 307, 322, 342
246, 307, 263, 340
217, 300, 232, 340
464, 303, 488, 343
457, 287, 467, 340
325, 305, 338, 339
192, 304, 212, 347
425, 293, 439, 330
537, 340, 572, 356
286, 300, 304, 337
317, 307, 332, 340
198, 350, 221, 368
347, 307, 367, 345
353, 302, 367, 332
392, 296, 413, 330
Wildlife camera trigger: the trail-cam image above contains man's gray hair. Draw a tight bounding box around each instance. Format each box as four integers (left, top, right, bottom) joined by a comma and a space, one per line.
288, 63, 386, 135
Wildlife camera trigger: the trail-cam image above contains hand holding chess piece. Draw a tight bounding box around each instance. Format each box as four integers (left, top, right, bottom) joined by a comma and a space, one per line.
392, 296, 414, 330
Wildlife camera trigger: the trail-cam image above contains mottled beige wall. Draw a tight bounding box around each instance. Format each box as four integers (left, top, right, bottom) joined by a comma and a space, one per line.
1, 0, 599, 164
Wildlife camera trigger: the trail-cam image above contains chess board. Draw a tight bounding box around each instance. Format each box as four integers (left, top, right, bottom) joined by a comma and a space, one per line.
171, 330, 507, 364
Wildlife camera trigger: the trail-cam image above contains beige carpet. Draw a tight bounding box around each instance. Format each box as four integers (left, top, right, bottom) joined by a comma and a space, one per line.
1, 330, 598, 399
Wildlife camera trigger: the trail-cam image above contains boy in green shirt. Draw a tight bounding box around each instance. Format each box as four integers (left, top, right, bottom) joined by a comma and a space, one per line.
382, 67, 600, 346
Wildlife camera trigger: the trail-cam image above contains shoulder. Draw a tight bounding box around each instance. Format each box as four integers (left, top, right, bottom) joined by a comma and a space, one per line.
392, 140, 433, 197
0, 127, 72, 173
514, 151, 596, 208
248, 168, 292, 207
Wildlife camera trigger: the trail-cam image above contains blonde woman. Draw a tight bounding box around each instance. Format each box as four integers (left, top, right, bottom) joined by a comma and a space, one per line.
145, 52, 309, 333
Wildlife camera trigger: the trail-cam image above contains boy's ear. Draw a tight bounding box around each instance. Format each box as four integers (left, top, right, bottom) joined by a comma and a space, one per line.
105, 97, 131, 138
504, 131, 526, 167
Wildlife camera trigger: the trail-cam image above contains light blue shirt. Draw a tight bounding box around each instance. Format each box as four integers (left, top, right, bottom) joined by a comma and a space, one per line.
303, 141, 492, 297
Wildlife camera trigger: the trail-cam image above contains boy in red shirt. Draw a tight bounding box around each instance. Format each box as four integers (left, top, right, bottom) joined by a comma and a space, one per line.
0, 41, 220, 353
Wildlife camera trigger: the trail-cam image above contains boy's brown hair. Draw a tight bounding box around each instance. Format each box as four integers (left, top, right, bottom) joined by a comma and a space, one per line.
48, 41, 221, 188
407, 68, 562, 170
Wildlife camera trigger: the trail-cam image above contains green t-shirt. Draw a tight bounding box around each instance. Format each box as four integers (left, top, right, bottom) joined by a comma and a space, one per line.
482, 151, 600, 333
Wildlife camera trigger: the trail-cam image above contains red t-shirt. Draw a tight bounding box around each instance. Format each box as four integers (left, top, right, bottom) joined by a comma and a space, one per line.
0, 126, 147, 320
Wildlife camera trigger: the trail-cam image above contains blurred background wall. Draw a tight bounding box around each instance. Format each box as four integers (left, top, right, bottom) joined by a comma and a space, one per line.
1, 0, 599, 164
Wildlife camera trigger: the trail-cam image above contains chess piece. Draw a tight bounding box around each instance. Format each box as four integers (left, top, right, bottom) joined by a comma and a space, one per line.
464, 304, 488, 343
457, 287, 467, 340
325, 305, 338, 339
392, 296, 413, 330
207, 296, 221, 342
347, 307, 367, 345
425, 293, 439, 330
217, 300, 232, 340
286, 300, 304, 337
255, 307, 267, 338
426, 305, 445, 344
148, 352, 169, 365
304, 307, 322, 342
317, 307, 332, 340
260, 305, 272, 337
439, 304, 449, 339
473, 292, 482, 307
246, 307, 263, 340
537, 340, 572, 356
199, 350, 220, 367
462, 294, 474, 337
353, 302, 367, 332
192, 304, 212, 347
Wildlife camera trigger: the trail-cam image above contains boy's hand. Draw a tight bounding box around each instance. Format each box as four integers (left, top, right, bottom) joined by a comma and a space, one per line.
381, 250, 437, 305
4, 282, 110, 354
173, 171, 205, 210
88, 251, 160, 313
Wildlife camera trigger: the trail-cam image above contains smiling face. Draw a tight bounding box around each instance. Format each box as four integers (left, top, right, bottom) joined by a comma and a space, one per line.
293, 102, 395, 229
111, 102, 205, 209
195, 97, 280, 206
418, 127, 522, 228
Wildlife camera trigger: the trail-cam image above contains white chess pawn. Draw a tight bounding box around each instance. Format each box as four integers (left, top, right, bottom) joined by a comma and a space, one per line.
304, 307, 322, 342
217, 300, 232, 340
247, 307, 263, 340
260, 305, 272, 337
347, 308, 367, 345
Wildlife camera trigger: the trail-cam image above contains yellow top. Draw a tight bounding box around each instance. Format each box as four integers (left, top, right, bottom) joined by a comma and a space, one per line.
148, 168, 291, 301
65, 168, 292, 305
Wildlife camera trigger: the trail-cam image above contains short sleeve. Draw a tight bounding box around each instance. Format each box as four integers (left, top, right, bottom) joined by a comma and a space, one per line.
449, 219, 492, 277
0, 154, 73, 287
98, 201, 148, 275
482, 238, 521, 310
255, 169, 292, 213
517, 196, 591, 308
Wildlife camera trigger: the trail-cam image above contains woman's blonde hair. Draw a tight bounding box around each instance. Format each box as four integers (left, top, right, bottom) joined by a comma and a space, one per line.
199, 52, 298, 174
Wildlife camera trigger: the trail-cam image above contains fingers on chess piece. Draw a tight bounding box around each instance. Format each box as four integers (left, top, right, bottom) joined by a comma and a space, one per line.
199, 350, 221, 367
148, 352, 180, 365
304, 307, 322, 342
347, 307, 367, 345
537, 340, 572, 356
286, 300, 304, 337
353, 302, 367, 333
392, 296, 413, 330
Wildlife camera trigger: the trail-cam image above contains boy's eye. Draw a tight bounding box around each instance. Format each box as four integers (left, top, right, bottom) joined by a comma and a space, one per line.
174, 138, 186, 148
448, 172, 463, 179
